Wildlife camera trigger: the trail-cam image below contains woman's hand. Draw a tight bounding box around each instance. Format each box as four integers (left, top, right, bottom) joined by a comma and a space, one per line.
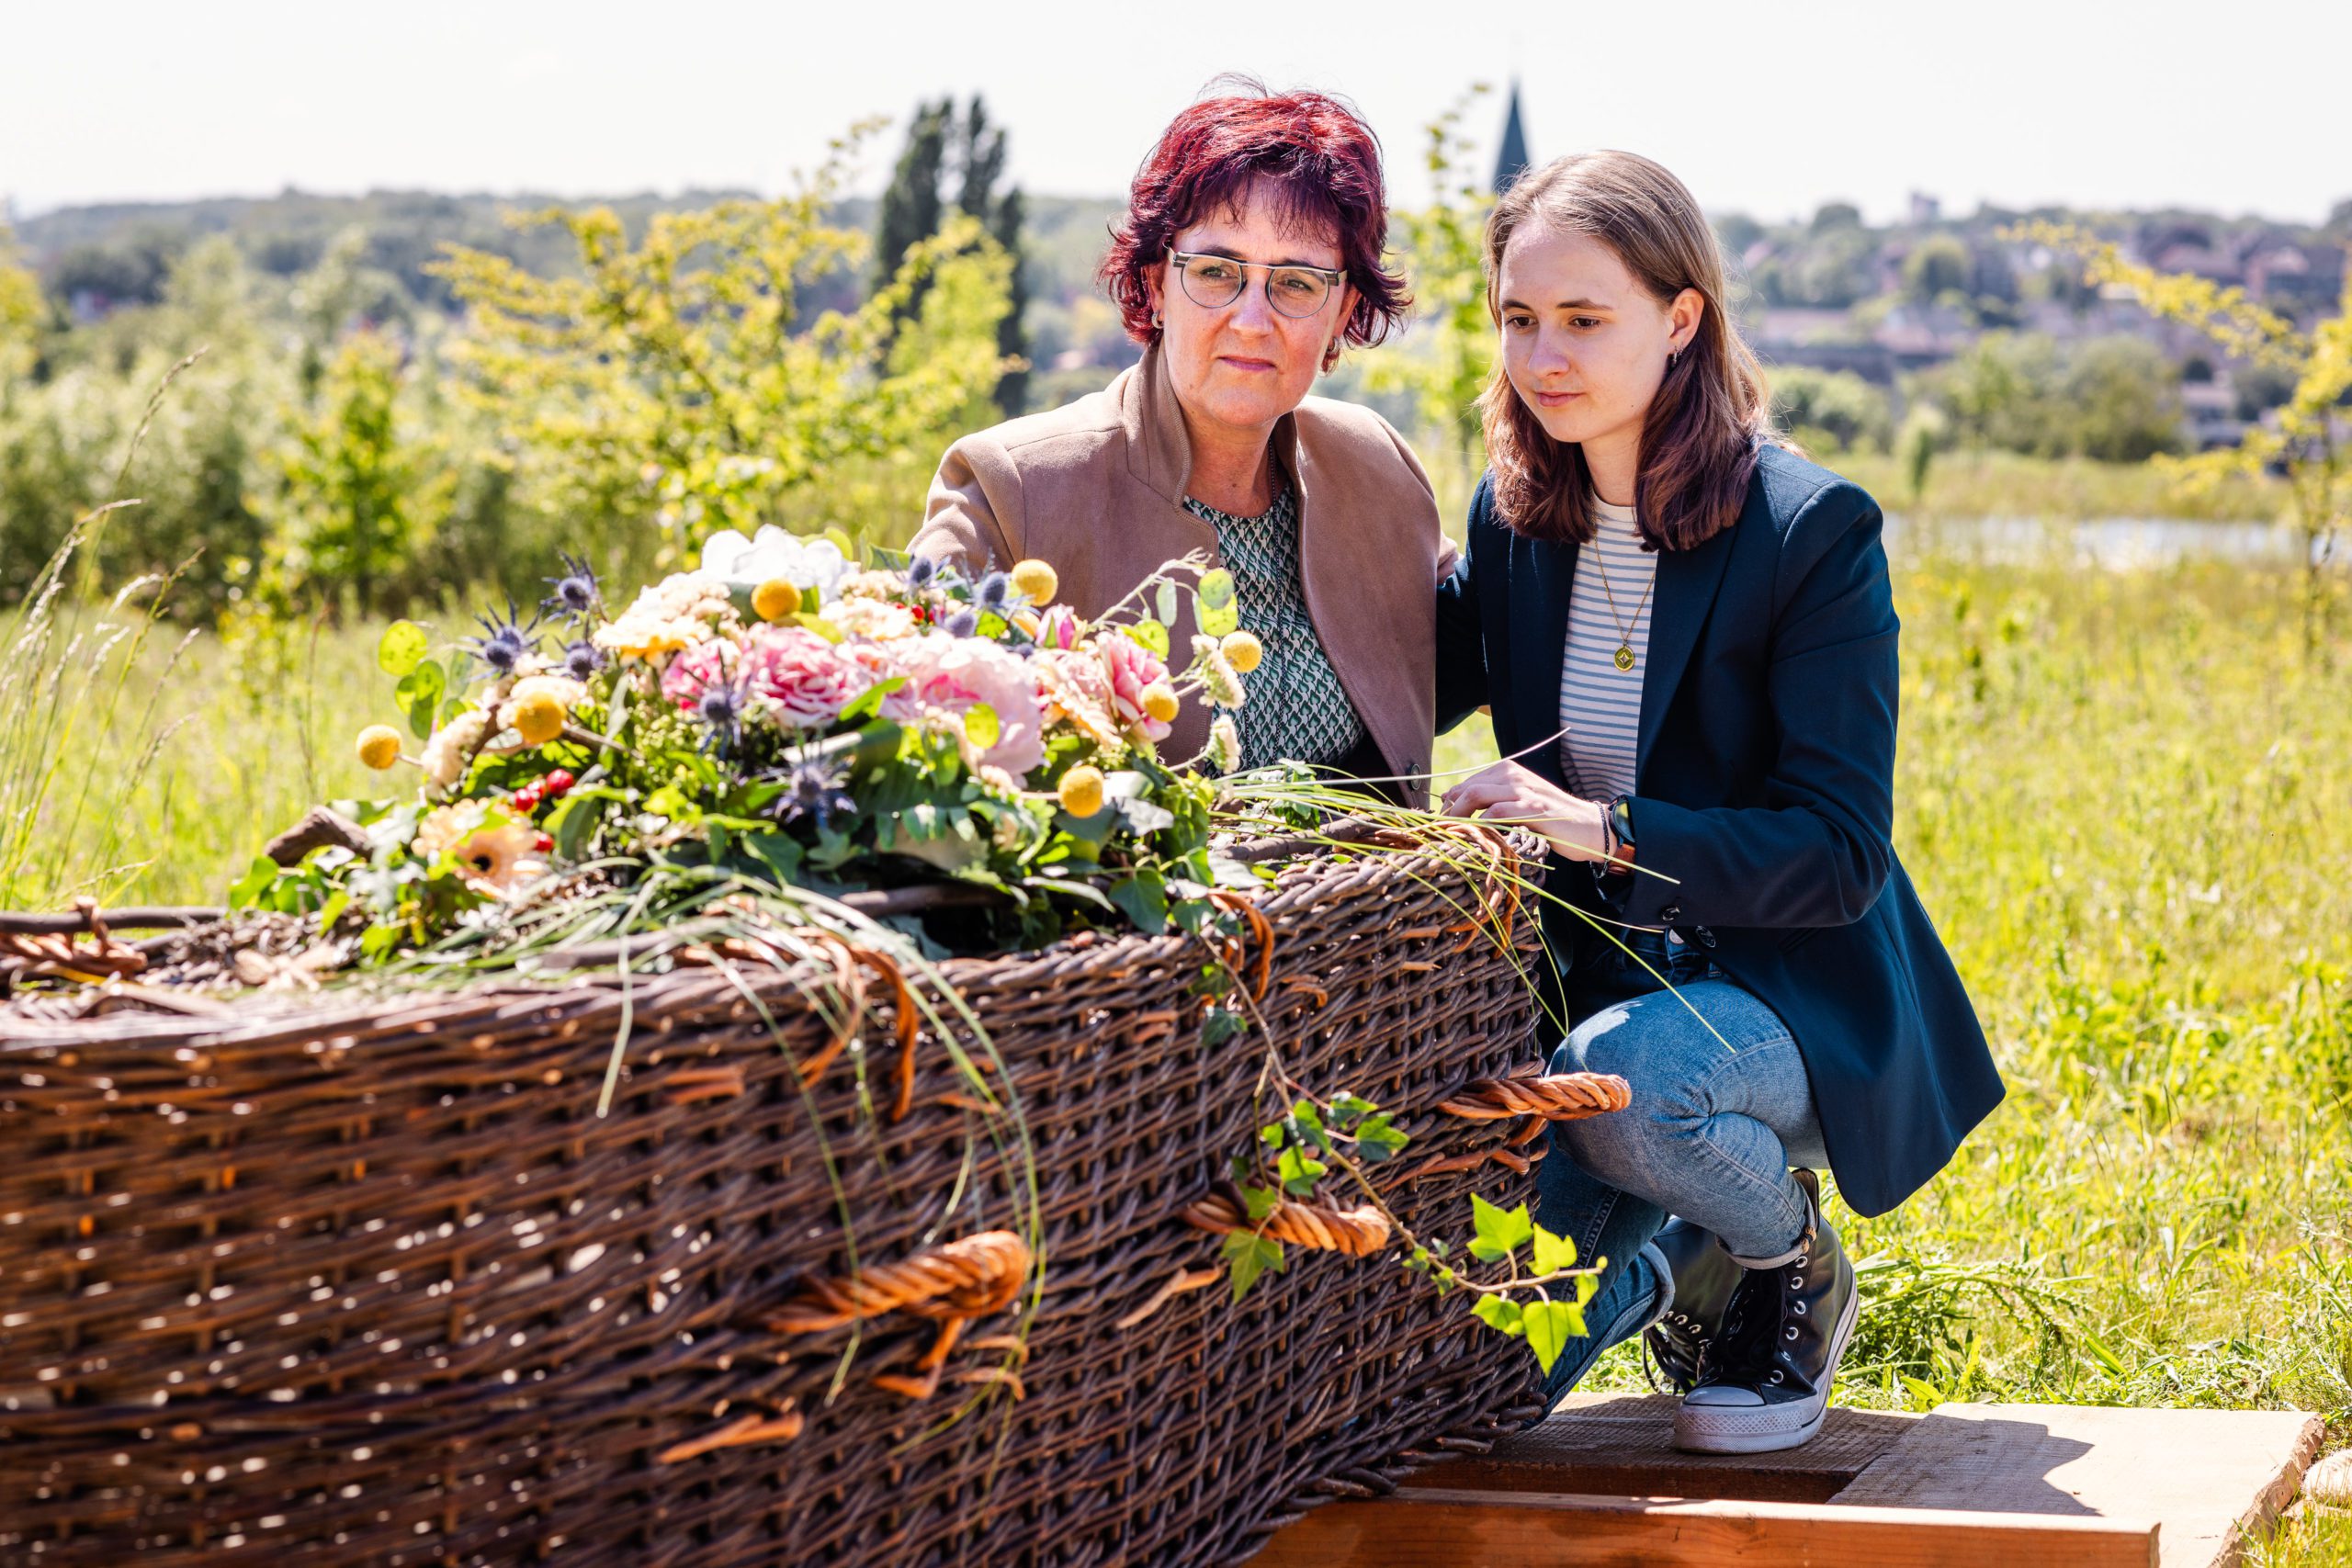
1439, 760, 1615, 863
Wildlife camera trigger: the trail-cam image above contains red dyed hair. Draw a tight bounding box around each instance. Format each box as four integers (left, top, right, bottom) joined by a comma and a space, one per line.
1101, 79, 1408, 350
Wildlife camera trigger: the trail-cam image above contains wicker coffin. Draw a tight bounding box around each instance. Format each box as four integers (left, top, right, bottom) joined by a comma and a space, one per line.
0, 831, 1611, 1565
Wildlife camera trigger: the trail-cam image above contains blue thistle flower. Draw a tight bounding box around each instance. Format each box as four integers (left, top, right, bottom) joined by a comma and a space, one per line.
694, 675, 752, 758
770, 754, 856, 833
976, 570, 1012, 610
563, 639, 605, 682
542, 553, 601, 618
465, 603, 542, 676
944, 608, 979, 638
904, 556, 939, 589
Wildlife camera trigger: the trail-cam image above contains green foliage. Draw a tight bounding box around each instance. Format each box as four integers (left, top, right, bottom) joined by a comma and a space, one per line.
0, 228, 44, 390
1769, 366, 1894, 454
1913, 330, 2185, 463
261, 332, 454, 614
1363, 85, 1497, 491
435, 138, 1012, 567
2020, 220, 2352, 649
1902, 235, 1973, 304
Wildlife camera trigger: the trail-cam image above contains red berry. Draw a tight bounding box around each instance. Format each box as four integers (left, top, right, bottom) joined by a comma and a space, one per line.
533, 833, 554, 852
543, 769, 575, 797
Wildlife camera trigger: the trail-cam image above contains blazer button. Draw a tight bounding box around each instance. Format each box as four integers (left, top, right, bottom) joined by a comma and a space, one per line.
1695, 926, 1718, 949
1660, 903, 1683, 924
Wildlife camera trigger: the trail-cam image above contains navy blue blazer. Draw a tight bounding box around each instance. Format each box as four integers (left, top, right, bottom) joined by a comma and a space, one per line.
1435, 444, 2003, 1217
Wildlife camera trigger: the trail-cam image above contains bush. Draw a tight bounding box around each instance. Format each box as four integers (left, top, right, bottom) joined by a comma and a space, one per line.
1914, 331, 2184, 464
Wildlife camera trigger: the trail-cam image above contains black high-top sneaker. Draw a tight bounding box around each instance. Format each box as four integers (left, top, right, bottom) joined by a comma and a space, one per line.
1642, 1219, 1745, 1393
1671, 1169, 1860, 1454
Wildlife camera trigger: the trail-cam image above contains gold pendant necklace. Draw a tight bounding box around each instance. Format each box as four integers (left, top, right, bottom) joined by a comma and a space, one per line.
1592, 534, 1656, 673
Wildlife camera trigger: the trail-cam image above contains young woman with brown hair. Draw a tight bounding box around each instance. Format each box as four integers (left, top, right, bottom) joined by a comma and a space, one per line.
1435, 152, 2002, 1453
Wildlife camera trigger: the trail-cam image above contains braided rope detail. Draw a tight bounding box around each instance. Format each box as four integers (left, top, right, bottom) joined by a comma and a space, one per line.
1183, 1189, 1392, 1257
1439, 1069, 1632, 1122
763, 1230, 1031, 1335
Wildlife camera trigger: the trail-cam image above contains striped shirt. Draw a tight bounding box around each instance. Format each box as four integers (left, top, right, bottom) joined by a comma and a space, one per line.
1557, 495, 1655, 800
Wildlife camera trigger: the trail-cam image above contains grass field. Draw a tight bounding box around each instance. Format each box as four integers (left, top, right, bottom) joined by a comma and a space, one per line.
12, 546, 2352, 1556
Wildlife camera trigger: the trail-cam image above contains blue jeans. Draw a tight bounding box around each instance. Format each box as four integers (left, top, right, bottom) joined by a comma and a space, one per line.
1534, 929, 1828, 1402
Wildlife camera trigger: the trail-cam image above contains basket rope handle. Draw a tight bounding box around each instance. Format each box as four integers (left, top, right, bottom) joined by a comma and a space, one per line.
1438, 1068, 1630, 1122
762, 1229, 1031, 1335
1183, 1187, 1392, 1257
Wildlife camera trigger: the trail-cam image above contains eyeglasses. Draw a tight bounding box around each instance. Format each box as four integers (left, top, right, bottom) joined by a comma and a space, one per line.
1168, 249, 1346, 319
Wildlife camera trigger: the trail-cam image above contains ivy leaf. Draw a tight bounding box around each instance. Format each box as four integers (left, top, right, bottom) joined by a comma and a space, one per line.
1222, 1231, 1284, 1302
1130, 617, 1170, 658
1200, 1006, 1246, 1047
1471, 1293, 1526, 1338
1276, 1144, 1328, 1196
1329, 1091, 1379, 1127
1468, 1194, 1534, 1263
378, 620, 428, 678
1155, 579, 1180, 624
1532, 1223, 1578, 1277
1521, 1297, 1587, 1376
1239, 1183, 1281, 1222
1106, 870, 1169, 933
1353, 1113, 1410, 1165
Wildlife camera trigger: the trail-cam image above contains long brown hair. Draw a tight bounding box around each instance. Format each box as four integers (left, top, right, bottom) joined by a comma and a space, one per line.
1478, 151, 1770, 550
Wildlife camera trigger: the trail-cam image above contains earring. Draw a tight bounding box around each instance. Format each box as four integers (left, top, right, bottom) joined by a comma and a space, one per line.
1668, 347, 1681, 368
1322, 338, 1342, 373
1151, 310, 1164, 329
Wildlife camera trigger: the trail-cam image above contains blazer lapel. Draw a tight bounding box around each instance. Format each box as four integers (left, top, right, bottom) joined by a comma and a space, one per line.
1511, 533, 1577, 790
1634, 524, 1737, 786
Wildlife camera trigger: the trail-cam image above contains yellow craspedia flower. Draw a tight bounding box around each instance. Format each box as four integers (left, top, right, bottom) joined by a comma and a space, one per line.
1057, 764, 1105, 818
1220, 630, 1263, 673
752, 578, 802, 623
356, 724, 403, 771
511, 689, 567, 747
1009, 558, 1058, 604
1141, 682, 1180, 724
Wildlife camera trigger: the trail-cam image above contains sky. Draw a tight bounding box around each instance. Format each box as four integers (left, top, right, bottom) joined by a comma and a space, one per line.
5, 0, 2347, 226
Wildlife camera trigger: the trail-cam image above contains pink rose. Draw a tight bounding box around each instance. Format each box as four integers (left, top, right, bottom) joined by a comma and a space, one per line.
660, 638, 734, 711
881, 632, 1050, 776
1098, 630, 1172, 743
662, 626, 871, 730
741, 626, 872, 728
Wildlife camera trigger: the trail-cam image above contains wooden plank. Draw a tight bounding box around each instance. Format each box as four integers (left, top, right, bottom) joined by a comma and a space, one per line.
1248, 1488, 2159, 1567
1832, 1403, 2324, 1568
1402, 1392, 1918, 1503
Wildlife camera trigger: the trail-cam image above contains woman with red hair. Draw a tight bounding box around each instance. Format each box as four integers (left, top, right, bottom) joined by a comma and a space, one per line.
913, 81, 1451, 795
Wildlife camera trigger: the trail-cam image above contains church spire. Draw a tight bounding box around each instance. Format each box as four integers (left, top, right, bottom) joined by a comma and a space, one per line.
1492, 80, 1532, 195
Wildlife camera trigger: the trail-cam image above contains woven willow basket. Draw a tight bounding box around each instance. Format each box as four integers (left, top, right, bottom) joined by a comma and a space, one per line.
0, 829, 1625, 1565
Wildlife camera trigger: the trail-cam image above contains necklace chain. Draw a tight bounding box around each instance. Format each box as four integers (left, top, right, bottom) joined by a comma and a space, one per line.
1591, 527, 1656, 672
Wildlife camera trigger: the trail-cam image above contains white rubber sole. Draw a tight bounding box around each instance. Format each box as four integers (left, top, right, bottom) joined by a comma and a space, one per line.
1669, 1277, 1861, 1455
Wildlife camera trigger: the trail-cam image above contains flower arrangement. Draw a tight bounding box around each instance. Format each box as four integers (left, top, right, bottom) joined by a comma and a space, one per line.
232, 525, 1271, 961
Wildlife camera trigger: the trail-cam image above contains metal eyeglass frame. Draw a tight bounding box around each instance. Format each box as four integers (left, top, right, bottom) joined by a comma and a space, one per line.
1167, 249, 1347, 319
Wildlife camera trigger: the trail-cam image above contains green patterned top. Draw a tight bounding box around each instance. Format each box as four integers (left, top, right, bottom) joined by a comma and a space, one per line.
1182, 481, 1368, 772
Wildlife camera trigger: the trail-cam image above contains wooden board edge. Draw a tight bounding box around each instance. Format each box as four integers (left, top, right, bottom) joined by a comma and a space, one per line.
1248, 1486, 2160, 1568
2219, 1413, 2328, 1568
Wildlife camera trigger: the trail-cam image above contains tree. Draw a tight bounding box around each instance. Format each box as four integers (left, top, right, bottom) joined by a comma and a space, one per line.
1363, 85, 1498, 491
2018, 220, 2350, 649
2063, 336, 2185, 463
435, 129, 1013, 562
876, 96, 1030, 419
875, 98, 951, 308
0, 229, 43, 394
1902, 235, 1971, 304
1768, 367, 1893, 453
264, 331, 452, 615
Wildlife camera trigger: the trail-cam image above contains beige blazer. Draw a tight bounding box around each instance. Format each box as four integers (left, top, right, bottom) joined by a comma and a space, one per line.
911, 344, 1452, 795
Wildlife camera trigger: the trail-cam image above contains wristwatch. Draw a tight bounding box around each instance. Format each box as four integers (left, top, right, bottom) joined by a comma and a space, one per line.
1604, 795, 1637, 874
